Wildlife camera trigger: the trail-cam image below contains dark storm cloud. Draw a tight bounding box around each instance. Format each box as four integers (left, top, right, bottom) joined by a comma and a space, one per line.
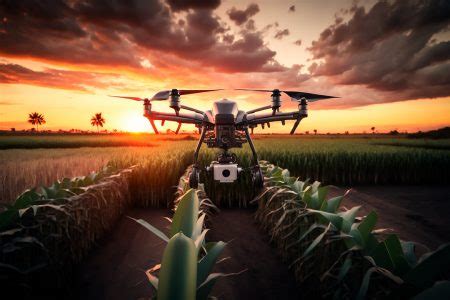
309, 0, 450, 101
227, 3, 260, 26
0, 0, 281, 74
0, 63, 122, 91
289, 5, 295, 12
274, 29, 290, 40
166, 0, 221, 11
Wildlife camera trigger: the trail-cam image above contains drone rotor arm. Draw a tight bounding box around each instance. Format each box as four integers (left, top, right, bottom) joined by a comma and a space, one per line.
180, 105, 205, 115
145, 110, 206, 125
246, 105, 272, 114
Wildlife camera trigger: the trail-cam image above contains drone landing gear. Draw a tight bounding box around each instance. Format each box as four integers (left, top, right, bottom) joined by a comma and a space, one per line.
252, 166, 264, 189
189, 167, 200, 189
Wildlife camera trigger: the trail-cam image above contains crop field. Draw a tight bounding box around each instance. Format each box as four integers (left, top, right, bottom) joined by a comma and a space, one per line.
1, 135, 449, 204
1, 134, 449, 299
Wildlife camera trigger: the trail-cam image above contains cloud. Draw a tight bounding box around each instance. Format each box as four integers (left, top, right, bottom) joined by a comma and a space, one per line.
0, 0, 282, 74
166, 0, 221, 11
289, 5, 295, 12
227, 3, 260, 26
274, 29, 290, 40
0, 63, 124, 91
308, 0, 450, 101
0, 101, 19, 105
294, 39, 302, 46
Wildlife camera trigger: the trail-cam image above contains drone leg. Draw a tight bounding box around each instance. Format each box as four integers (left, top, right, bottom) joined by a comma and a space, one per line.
193, 126, 206, 167
245, 127, 263, 188
190, 126, 206, 189
244, 127, 258, 165
149, 119, 159, 134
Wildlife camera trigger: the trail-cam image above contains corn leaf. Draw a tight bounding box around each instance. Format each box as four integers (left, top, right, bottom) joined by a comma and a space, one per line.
412, 281, 450, 300
157, 232, 197, 300
128, 216, 169, 243
170, 189, 199, 238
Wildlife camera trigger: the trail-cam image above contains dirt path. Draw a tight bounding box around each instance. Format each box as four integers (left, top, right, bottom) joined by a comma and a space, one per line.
208, 210, 300, 300
74, 186, 450, 299
329, 185, 450, 249
74, 208, 299, 300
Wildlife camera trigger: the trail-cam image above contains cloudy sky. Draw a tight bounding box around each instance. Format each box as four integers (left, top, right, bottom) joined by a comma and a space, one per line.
0, 0, 449, 133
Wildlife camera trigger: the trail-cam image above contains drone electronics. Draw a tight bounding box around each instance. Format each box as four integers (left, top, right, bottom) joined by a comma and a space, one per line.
110, 88, 338, 189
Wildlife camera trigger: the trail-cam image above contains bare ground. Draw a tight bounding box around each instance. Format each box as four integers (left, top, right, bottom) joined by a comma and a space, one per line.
74, 186, 450, 299
73, 208, 299, 300
329, 185, 450, 249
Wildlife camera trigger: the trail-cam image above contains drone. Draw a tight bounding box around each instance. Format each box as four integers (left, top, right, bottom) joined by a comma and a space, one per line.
111, 88, 337, 189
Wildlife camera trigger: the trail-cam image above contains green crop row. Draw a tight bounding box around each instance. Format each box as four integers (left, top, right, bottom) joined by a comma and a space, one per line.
129, 189, 228, 300
255, 161, 450, 299
0, 164, 134, 297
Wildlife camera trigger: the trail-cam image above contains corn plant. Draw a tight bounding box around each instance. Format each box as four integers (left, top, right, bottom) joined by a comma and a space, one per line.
0, 164, 133, 295
0, 163, 121, 231
130, 189, 229, 300
255, 161, 450, 299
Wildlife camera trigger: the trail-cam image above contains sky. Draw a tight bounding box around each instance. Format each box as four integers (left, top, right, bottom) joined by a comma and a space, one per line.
0, 0, 449, 133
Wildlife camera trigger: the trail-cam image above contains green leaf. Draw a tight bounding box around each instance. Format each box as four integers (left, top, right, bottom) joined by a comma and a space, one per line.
401, 241, 417, 267
302, 223, 331, 258
157, 232, 197, 300
339, 206, 360, 233
308, 209, 344, 230
128, 216, 169, 242
13, 189, 41, 209
326, 195, 344, 213
371, 234, 410, 275
170, 189, 199, 238
197, 241, 227, 286
356, 267, 377, 300
0, 209, 19, 231
404, 243, 450, 290
412, 281, 450, 300
357, 211, 378, 247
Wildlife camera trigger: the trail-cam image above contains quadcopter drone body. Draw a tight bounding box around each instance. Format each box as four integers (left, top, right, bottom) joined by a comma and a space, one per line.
111, 88, 336, 189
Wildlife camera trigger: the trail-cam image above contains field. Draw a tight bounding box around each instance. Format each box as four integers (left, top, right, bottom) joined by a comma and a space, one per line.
1, 134, 449, 299
1, 134, 449, 204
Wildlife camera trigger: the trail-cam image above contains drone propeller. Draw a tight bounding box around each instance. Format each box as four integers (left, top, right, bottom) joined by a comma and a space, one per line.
109, 95, 149, 101
110, 89, 222, 102
235, 89, 338, 102
150, 89, 223, 101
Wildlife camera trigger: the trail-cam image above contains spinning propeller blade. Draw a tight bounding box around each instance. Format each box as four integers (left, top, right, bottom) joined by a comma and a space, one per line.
109, 95, 145, 101
151, 89, 223, 100
235, 89, 338, 102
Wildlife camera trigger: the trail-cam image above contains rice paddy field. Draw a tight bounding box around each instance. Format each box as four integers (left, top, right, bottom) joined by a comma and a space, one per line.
1, 133, 449, 299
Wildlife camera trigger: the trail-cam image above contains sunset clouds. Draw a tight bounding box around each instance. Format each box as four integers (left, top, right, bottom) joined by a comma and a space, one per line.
309, 0, 450, 101
0, 0, 449, 132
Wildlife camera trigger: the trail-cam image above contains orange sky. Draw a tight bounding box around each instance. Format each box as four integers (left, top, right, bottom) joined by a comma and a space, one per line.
0, 0, 449, 133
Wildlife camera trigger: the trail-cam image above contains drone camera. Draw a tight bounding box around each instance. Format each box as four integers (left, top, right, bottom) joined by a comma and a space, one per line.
208, 163, 241, 183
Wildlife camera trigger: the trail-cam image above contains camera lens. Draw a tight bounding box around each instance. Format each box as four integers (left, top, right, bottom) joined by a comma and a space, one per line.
222, 169, 231, 177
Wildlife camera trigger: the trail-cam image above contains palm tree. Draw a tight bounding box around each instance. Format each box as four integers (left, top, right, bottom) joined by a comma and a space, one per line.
371, 126, 376, 134
28, 112, 46, 132
91, 113, 105, 133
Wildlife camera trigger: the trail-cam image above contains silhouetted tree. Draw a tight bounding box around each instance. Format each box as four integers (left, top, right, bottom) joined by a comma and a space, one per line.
313, 129, 317, 135
28, 112, 46, 131
371, 126, 376, 134
91, 113, 105, 133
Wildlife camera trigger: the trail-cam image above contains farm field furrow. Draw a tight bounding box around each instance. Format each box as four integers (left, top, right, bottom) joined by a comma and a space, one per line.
74, 208, 300, 300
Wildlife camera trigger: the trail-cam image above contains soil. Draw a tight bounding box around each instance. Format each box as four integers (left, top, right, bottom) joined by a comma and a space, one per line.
329, 185, 450, 249
73, 208, 299, 300
74, 186, 450, 299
